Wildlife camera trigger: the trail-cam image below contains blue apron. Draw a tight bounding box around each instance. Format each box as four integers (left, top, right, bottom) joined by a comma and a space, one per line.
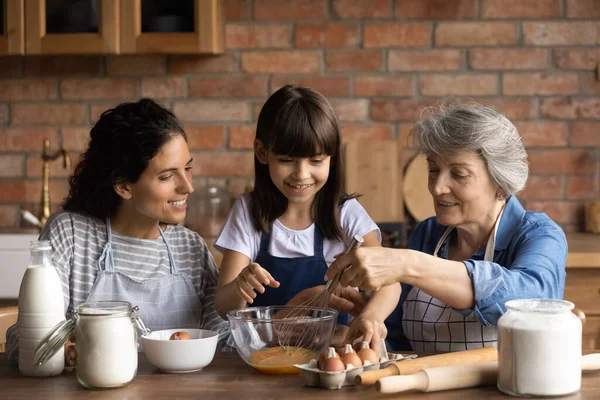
252, 225, 349, 325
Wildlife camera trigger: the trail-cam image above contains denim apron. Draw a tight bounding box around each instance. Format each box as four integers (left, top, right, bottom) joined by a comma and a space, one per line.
252, 225, 349, 325
84, 218, 204, 336
402, 209, 504, 353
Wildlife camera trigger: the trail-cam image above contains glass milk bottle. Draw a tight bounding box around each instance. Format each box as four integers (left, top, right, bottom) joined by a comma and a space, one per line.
17, 240, 65, 376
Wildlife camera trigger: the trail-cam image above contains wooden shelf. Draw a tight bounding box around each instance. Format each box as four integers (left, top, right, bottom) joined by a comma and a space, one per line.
566, 233, 600, 268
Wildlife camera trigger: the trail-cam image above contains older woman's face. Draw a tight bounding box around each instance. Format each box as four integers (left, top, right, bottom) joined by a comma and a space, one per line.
427, 151, 499, 229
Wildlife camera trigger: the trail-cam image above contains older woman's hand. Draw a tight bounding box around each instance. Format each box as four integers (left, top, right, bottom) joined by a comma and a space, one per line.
287, 285, 367, 317
326, 247, 408, 291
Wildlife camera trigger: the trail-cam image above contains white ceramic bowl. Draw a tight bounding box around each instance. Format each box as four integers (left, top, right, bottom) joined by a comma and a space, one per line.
142, 328, 218, 373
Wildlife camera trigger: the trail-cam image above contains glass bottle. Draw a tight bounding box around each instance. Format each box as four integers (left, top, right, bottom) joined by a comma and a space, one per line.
188, 185, 230, 237
17, 240, 65, 377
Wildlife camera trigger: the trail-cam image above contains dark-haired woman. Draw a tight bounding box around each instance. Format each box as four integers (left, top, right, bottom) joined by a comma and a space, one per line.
7, 98, 230, 365
214, 85, 401, 348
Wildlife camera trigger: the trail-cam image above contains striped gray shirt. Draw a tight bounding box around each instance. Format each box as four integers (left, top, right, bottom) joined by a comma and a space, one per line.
7, 211, 231, 362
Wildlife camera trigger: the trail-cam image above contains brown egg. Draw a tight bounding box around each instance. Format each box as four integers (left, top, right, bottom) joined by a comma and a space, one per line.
317, 347, 339, 369
357, 341, 378, 364
322, 356, 346, 372
169, 331, 192, 340
340, 344, 363, 368
320, 347, 345, 372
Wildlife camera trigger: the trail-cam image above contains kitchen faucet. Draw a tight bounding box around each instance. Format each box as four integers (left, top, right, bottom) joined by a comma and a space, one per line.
21, 139, 71, 230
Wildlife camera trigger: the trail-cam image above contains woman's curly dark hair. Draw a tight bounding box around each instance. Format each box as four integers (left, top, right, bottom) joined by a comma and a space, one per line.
63, 98, 186, 220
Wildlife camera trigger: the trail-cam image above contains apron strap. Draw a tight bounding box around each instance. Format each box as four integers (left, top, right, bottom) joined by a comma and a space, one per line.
484, 206, 505, 261
158, 225, 178, 274
432, 227, 454, 257
313, 224, 324, 256
97, 218, 115, 272
433, 205, 505, 262
259, 226, 272, 253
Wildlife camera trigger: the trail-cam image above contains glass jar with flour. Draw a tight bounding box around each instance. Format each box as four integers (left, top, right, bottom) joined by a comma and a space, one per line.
497, 299, 582, 397
34, 301, 145, 389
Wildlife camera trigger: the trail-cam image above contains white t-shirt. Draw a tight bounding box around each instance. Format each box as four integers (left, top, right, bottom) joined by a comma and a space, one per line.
215, 194, 381, 264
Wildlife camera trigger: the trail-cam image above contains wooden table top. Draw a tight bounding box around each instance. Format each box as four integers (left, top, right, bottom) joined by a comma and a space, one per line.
2, 352, 600, 399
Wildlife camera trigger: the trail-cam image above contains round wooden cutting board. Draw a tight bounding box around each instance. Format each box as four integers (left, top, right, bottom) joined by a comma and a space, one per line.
403, 154, 435, 222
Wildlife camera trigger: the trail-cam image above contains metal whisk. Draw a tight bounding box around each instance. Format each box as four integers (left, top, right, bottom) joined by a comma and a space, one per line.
275, 235, 364, 351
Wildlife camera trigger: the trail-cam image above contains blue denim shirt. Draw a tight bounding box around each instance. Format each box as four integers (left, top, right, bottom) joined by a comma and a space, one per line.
385, 195, 567, 351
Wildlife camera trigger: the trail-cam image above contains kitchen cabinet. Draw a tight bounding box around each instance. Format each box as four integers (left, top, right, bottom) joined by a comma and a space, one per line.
18, 0, 223, 55
25, 0, 119, 54
0, 0, 24, 54
564, 233, 600, 350
120, 0, 223, 54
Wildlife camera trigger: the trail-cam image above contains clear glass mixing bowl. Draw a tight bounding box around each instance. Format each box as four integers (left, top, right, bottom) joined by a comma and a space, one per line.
227, 306, 338, 374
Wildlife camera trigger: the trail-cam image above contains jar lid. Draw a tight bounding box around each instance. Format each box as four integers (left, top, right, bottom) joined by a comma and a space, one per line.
505, 299, 575, 313
77, 300, 132, 317
33, 317, 76, 367
30, 240, 51, 251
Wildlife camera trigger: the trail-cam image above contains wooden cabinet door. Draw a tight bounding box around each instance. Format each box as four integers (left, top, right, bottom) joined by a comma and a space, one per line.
120, 0, 223, 54
0, 0, 25, 54
24, 0, 119, 54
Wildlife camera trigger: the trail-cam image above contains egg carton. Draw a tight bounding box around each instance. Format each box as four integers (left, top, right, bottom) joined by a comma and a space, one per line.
294, 352, 418, 390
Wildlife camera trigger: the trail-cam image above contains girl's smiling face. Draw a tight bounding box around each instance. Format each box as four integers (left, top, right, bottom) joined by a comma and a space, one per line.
265, 149, 331, 207
427, 151, 500, 229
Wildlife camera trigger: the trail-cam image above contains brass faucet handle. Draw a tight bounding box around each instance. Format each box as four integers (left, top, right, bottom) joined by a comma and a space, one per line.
62, 150, 71, 169
42, 139, 50, 158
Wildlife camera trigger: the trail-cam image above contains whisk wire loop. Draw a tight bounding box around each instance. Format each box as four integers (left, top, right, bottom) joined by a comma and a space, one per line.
275, 235, 364, 351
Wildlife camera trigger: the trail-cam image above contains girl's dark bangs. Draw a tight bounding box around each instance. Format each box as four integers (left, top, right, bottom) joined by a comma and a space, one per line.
270, 107, 337, 157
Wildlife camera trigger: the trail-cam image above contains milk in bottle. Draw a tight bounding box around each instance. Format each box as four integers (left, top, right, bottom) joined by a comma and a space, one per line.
18, 240, 65, 376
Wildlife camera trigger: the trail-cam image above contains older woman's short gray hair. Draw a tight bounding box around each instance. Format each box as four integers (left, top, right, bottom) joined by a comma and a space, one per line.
410, 102, 528, 196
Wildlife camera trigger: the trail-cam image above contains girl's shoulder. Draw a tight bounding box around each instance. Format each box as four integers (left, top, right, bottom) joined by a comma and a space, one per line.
337, 198, 381, 241
339, 197, 371, 221
236, 192, 252, 210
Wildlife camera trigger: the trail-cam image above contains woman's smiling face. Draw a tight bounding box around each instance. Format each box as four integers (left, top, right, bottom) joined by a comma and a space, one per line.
124, 134, 194, 226
427, 151, 499, 229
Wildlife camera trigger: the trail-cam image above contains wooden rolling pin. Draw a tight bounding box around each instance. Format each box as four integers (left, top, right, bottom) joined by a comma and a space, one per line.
355, 347, 498, 386
376, 353, 600, 394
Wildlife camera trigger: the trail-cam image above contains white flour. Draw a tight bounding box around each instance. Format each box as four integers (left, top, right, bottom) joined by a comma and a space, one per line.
75, 313, 138, 388
497, 299, 582, 396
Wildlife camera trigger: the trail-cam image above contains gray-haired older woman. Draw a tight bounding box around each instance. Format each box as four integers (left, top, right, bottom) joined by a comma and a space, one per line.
327, 102, 567, 353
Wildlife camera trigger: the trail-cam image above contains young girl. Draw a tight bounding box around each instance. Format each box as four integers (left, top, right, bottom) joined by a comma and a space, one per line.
215, 85, 400, 346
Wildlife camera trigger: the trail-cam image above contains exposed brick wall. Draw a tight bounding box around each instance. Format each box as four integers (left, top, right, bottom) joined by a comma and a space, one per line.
0, 0, 599, 233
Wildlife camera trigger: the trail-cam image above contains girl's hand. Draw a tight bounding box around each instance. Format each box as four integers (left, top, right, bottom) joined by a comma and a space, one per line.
235, 262, 280, 304
344, 312, 387, 355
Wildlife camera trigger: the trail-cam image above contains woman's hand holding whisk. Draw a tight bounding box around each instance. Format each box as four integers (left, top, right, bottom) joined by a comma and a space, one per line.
235, 262, 280, 304
326, 247, 405, 291
286, 285, 367, 316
